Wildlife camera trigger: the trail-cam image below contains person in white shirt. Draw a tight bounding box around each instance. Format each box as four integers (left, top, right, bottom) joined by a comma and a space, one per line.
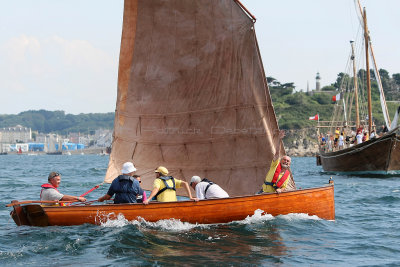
338, 132, 344, 149
356, 131, 363, 144
189, 176, 229, 200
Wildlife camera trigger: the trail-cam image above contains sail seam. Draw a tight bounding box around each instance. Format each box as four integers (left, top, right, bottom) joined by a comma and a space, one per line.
115, 135, 270, 146
116, 104, 271, 118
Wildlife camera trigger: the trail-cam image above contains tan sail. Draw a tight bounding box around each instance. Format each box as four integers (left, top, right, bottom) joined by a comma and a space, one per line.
105, 0, 282, 197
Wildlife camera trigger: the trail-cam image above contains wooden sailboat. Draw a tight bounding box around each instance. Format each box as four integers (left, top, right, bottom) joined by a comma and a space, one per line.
8, 0, 334, 226
9, 186, 334, 226
317, 2, 400, 173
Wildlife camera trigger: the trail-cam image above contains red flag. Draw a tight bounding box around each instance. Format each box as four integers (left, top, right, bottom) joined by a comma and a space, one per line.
309, 114, 319, 121
332, 93, 341, 102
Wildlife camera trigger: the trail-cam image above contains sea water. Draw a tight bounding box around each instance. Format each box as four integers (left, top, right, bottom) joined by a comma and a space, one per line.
0, 155, 400, 266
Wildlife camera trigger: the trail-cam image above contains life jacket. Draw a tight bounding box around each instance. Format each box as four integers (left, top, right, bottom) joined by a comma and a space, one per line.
40, 183, 59, 198
154, 176, 176, 199
264, 163, 290, 190
201, 178, 214, 199
112, 175, 142, 204
40, 183, 65, 206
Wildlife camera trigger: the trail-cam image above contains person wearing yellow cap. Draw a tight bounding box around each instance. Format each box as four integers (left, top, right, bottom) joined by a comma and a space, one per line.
143, 166, 198, 204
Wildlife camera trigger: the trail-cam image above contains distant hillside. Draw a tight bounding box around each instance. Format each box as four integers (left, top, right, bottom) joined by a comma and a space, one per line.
0, 110, 114, 135
1, 69, 399, 134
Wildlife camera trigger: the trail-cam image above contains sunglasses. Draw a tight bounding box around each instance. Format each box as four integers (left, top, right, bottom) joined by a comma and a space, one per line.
50, 172, 60, 179
190, 182, 193, 187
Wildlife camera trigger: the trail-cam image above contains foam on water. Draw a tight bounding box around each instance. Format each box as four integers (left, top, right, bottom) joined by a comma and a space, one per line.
98, 209, 322, 231
99, 213, 209, 231
234, 209, 321, 224
134, 217, 206, 231
99, 213, 129, 228
278, 213, 322, 221
234, 209, 275, 224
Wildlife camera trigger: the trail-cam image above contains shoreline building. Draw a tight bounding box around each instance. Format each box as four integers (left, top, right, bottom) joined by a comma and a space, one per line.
0, 125, 32, 143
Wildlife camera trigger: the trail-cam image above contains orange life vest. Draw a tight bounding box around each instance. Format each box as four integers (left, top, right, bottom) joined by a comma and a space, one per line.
264, 163, 290, 189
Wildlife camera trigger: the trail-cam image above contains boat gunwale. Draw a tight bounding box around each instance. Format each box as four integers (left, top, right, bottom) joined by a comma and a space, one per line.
40, 184, 334, 211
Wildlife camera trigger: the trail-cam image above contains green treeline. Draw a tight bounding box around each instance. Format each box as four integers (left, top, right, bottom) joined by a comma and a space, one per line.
0, 110, 114, 135
1, 68, 399, 133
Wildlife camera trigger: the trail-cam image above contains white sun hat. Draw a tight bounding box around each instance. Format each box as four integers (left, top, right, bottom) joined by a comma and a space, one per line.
121, 162, 137, 174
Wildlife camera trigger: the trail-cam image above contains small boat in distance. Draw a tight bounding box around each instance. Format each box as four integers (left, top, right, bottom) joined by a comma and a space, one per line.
8, 0, 334, 226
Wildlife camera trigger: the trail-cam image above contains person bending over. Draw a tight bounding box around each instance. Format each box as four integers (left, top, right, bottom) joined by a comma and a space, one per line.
189, 176, 229, 199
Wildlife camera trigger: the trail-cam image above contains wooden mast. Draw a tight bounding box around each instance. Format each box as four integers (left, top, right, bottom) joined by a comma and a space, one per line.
363, 8, 372, 134
350, 40, 360, 128
357, 0, 391, 128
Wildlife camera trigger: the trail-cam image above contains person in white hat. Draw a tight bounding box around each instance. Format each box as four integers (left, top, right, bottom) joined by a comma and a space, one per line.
143, 166, 198, 204
189, 176, 229, 200
98, 162, 144, 204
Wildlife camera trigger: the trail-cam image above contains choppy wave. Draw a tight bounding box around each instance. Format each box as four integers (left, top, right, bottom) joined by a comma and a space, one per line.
357, 195, 400, 204
98, 209, 322, 232
100, 213, 206, 231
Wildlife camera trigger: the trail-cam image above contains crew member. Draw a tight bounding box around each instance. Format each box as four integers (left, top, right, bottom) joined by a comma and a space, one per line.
132, 174, 147, 203
143, 166, 198, 204
260, 130, 296, 193
189, 176, 229, 199
98, 162, 144, 204
40, 172, 86, 204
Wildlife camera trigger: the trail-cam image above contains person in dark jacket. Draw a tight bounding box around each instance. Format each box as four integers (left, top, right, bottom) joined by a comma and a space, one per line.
98, 162, 143, 204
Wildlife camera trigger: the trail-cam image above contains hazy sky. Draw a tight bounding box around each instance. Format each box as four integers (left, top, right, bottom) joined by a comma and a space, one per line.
1, 0, 399, 115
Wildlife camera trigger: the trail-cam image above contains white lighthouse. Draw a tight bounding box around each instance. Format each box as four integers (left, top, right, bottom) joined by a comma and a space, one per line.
316, 72, 321, 91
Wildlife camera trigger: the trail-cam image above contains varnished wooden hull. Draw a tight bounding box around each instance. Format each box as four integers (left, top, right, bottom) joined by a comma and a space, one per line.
10, 185, 335, 226
318, 132, 400, 173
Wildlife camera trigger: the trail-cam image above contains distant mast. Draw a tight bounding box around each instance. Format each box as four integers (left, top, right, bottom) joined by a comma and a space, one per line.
350, 40, 360, 128
363, 8, 372, 133
356, 0, 391, 129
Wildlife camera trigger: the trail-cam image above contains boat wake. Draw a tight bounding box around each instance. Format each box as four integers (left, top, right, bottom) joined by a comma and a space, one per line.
278, 213, 322, 221
234, 209, 321, 225
100, 214, 207, 231
99, 209, 321, 230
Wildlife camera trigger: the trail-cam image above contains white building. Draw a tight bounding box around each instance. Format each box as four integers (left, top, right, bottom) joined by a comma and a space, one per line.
95, 129, 113, 147
0, 125, 32, 143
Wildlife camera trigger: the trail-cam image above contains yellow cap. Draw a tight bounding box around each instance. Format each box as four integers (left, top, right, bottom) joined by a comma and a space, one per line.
155, 166, 168, 176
